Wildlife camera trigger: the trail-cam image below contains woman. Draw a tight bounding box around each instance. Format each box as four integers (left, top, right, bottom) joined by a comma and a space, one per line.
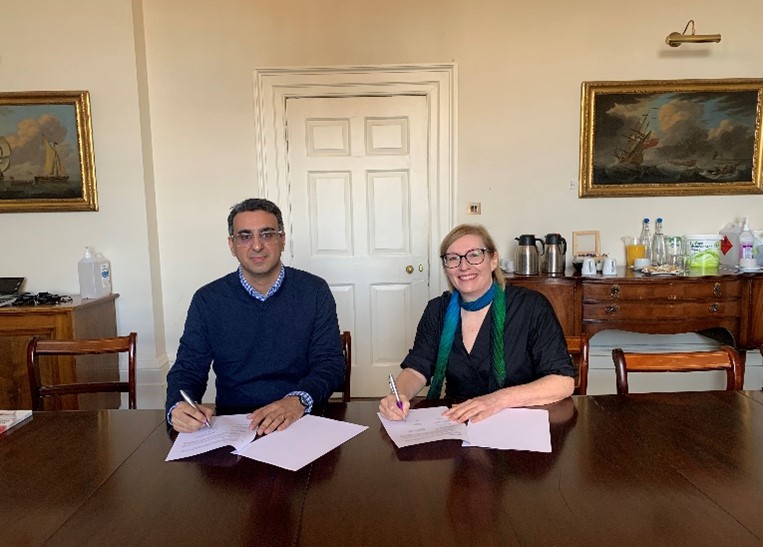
379, 224, 575, 424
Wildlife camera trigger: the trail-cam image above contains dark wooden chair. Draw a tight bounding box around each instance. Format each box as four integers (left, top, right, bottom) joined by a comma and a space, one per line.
611, 345, 743, 395
339, 331, 352, 402
26, 333, 137, 410
566, 335, 589, 395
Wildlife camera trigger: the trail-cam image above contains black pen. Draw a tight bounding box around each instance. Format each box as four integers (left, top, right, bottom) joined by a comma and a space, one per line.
180, 389, 212, 429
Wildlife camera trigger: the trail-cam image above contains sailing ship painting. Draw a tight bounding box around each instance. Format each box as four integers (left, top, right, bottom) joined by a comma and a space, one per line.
0, 91, 97, 212
581, 80, 763, 197
0, 106, 82, 199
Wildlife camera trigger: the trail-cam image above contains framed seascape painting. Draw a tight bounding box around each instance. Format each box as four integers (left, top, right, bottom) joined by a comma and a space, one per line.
0, 90, 97, 212
579, 79, 763, 198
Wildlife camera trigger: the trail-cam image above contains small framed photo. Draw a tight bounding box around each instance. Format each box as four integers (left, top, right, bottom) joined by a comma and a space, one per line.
572, 230, 601, 256
579, 79, 763, 198
0, 90, 97, 212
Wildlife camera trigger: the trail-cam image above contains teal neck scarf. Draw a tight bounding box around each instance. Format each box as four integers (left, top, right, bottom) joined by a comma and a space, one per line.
427, 282, 506, 398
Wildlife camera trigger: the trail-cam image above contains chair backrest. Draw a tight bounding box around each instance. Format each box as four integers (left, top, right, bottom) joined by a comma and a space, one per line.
566, 335, 589, 395
611, 345, 743, 395
26, 333, 137, 410
340, 331, 352, 402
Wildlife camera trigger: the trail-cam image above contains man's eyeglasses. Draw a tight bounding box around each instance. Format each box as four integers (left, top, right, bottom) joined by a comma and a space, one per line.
231, 229, 284, 247
441, 248, 490, 269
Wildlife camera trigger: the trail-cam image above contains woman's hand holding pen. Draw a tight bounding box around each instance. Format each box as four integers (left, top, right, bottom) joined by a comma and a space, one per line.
171, 401, 215, 433
379, 369, 427, 421
379, 393, 410, 421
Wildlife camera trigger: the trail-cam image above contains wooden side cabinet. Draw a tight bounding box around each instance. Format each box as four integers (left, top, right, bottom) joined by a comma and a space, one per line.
506, 270, 762, 353
0, 295, 119, 410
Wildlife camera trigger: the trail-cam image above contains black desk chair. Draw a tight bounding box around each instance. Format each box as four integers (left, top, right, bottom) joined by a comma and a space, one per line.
612, 345, 743, 395
26, 333, 137, 410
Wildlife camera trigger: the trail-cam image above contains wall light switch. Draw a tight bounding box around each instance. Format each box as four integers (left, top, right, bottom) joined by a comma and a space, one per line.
468, 202, 481, 215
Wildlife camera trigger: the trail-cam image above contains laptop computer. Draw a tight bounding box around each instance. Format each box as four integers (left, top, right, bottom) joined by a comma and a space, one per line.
0, 277, 25, 307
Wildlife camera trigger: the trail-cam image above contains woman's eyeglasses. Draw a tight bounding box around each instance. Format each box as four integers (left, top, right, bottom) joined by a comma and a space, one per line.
231, 229, 284, 247
441, 248, 490, 269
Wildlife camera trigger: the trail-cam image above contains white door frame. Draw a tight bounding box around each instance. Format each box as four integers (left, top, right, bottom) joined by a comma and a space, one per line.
253, 63, 457, 297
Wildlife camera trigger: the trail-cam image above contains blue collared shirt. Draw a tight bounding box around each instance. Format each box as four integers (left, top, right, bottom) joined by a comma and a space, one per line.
238, 264, 285, 301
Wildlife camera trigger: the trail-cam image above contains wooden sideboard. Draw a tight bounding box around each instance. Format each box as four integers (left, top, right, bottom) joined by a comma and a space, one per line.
0, 295, 120, 410
506, 269, 763, 354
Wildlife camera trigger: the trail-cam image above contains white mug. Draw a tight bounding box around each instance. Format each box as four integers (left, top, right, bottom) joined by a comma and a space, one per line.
581, 257, 597, 275
500, 257, 515, 273
634, 257, 651, 271
602, 257, 617, 275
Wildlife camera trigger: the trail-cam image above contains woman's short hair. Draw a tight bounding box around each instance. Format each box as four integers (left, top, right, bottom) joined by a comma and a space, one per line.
439, 224, 505, 289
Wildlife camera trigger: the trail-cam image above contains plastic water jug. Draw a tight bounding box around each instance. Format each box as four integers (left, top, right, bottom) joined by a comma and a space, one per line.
78, 247, 112, 299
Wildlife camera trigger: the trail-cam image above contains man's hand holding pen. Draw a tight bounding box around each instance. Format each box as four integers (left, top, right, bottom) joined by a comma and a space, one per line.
172, 391, 215, 433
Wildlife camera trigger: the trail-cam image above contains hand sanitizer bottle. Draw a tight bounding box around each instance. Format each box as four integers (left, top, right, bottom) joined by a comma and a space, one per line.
739, 216, 755, 268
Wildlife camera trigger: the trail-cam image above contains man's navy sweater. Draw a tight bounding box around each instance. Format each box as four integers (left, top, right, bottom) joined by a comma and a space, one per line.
166, 267, 344, 416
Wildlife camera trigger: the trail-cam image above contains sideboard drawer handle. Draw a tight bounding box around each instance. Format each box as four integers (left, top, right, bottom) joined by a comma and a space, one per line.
709, 303, 719, 313
713, 283, 722, 297
605, 304, 619, 315
610, 285, 620, 298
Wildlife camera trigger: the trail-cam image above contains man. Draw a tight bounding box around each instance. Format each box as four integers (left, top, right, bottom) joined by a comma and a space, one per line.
166, 198, 345, 434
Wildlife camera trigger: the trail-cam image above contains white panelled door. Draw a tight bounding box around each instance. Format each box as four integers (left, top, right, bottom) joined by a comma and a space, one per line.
286, 96, 431, 397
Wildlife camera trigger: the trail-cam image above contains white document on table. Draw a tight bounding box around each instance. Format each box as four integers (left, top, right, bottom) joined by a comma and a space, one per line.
377, 406, 467, 448
166, 414, 258, 461
464, 407, 551, 453
236, 414, 367, 471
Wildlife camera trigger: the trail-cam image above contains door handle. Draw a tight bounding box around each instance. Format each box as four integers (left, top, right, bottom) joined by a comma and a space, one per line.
406, 265, 414, 274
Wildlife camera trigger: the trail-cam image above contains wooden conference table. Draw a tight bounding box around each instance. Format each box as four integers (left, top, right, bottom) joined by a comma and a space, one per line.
2, 393, 763, 546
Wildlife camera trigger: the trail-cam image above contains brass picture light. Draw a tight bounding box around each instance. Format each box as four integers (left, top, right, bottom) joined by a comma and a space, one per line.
666, 20, 721, 47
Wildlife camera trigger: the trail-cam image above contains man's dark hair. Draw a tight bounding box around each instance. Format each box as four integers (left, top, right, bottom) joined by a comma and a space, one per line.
227, 198, 284, 235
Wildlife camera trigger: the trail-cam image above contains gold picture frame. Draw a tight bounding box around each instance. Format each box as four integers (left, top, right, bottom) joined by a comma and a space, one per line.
579, 79, 763, 198
0, 90, 97, 212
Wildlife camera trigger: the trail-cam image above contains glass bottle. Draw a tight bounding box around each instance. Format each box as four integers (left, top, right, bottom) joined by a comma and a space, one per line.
639, 218, 652, 263
652, 217, 666, 266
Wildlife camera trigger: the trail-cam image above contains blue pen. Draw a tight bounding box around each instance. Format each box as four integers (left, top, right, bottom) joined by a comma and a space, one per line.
180, 389, 212, 429
388, 374, 406, 421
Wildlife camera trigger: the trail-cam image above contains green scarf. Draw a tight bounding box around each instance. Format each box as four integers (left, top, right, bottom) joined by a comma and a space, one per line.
427, 282, 506, 398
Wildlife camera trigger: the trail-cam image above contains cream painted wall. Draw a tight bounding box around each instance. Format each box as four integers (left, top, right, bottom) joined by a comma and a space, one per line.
0, 1, 163, 404
1, 1, 761, 407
